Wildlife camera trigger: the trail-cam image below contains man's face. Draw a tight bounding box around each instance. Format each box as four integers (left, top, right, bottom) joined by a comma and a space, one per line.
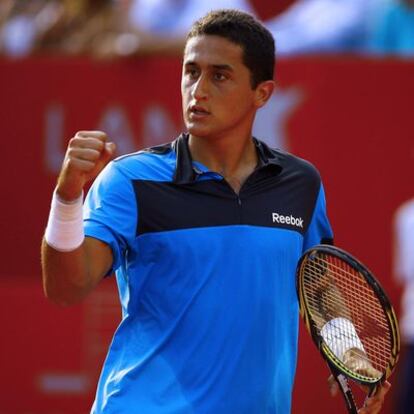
181, 35, 259, 140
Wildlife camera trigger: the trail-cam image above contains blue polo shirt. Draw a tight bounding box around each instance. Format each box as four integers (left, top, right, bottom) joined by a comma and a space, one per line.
84, 134, 333, 413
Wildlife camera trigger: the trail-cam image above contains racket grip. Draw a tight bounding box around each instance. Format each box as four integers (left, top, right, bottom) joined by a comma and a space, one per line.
336, 374, 358, 414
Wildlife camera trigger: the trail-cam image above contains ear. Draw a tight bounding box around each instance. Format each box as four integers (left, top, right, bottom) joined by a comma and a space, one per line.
254, 80, 276, 108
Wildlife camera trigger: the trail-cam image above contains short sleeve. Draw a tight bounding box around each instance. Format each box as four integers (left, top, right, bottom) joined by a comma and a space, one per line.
302, 183, 333, 252
83, 161, 137, 273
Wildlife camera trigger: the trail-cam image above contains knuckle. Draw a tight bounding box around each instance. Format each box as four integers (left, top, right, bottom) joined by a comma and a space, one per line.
93, 140, 104, 151
94, 130, 107, 138
67, 147, 78, 158
66, 157, 79, 167
75, 130, 90, 137
91, 149, 101, 159
65, 157, 77, 170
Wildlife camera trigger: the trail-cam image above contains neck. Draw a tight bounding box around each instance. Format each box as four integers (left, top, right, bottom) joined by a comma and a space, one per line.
188, 131, 258, 192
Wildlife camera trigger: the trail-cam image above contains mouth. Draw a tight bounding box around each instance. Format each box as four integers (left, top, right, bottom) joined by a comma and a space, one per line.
189, 105, 210, 118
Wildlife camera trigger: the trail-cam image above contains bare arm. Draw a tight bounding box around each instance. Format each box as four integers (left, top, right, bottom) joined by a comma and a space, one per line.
41, 131, 116, 306
41, 237, 112, 306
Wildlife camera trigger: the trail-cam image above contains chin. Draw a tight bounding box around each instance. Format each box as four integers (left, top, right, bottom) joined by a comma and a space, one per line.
186, 124, 213, 138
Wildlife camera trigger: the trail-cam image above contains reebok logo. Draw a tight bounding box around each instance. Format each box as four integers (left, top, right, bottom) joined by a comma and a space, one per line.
272, 213, 304, 228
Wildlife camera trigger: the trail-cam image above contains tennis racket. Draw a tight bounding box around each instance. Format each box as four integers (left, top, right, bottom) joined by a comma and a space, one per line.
296, 244, 400, 413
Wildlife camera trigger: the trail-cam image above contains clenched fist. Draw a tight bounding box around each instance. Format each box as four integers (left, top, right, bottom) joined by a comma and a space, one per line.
56, 131, 116, 202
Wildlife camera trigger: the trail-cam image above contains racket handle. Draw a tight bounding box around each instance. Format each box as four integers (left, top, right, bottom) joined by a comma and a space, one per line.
335, 374, 358, 414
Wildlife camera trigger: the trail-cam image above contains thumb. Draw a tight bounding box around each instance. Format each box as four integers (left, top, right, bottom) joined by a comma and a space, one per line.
105, 142, 116, 157
101, 142, 116, 164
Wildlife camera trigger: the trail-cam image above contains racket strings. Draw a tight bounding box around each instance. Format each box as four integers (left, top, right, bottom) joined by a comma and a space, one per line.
303, 264, 386, 327
304, 263, 389, 329
308, 270, 391, 360
302, 254, 392, 377
304, 257, 390, 333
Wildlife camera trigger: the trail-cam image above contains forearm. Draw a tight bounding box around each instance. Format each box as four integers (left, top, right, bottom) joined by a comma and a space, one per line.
41, 234, 112, 306
41, 239, 96, 306
41, 130, 115, 306
41, 187, 91, 305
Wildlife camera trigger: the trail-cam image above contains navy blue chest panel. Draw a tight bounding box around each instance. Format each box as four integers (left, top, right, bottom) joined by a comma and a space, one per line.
132, 166, 320, 237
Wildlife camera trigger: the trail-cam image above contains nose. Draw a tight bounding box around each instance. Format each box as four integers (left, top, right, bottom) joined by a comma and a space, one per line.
192, 75, 208, 100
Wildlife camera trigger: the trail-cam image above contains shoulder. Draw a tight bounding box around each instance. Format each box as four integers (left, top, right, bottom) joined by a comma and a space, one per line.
260, 140, 322, 185
86, 142, 177, 207
281, 149, 321, 178
111, 141, 176, 182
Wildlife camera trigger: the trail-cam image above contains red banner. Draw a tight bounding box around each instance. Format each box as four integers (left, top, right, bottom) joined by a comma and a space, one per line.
0, 56, 413, 413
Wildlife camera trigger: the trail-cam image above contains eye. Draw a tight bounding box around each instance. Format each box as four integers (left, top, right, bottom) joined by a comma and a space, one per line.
185, 67, 199, 80
213, 72, 227, 81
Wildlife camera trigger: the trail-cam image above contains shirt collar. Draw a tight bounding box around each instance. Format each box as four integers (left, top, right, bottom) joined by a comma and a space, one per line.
253, 138, 284, 171
172, 133, 283, 185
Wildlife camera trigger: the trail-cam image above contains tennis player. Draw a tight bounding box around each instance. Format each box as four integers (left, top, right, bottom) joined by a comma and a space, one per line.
41, 9, 390, 413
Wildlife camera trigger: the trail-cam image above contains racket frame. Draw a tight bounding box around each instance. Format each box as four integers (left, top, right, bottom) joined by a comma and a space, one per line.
296, 244, 400, 411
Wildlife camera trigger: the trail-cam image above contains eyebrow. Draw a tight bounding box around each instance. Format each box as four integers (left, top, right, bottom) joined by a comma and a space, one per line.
184, 61, 234, 72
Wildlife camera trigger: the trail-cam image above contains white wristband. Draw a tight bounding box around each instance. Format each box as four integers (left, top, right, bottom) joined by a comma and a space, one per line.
320, 317, 365, 361
44, 191, 85, 252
